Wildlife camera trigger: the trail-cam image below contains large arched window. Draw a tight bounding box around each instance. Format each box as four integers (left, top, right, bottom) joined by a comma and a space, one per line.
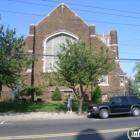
43, 31, 78, 72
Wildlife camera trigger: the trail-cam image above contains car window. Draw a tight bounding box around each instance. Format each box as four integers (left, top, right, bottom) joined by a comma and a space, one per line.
112, 97, 122, 103
130, 96, 140, 102
121, 97, 129, 102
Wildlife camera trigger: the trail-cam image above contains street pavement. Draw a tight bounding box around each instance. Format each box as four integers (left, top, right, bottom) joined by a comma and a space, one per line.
0, 111, 88, 121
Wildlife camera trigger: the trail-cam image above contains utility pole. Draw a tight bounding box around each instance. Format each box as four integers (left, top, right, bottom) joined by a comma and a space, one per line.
30, 24, 36, 101
31, 26, 35, 88
0, 83, 2, 100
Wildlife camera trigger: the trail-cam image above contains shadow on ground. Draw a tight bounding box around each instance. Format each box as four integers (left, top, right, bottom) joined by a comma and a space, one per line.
74, 128, 104, 140
87, 113, 133, 119
74, 128, 140, 140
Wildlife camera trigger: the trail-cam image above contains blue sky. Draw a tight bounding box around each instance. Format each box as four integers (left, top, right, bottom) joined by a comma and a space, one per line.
1, 0, 140, 78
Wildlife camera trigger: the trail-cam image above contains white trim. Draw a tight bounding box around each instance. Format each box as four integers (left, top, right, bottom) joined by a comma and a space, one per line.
90, 24, 95, 26
120, 83, 125, 86
43, 30, 78, 46
115, 57, 120, 62
98, 75, 109, 85
109, 44, 118, 47
112, 50, 116, 52
30, 24, 35, 26
119, 74, 127, 76
29, 34, 34, 36
90, 35, 96, 37
99, 84, 109, 86
26, 69, 32, 73
28, 50, 33, 53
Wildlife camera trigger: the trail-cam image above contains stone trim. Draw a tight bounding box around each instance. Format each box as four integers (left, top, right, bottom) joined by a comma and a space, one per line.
99, 84, 110, 86
109, 44, 118, 47
29, 34, 34, 36
28, 50, 33, 53
90, 35, 96, 37
26, 69, 32, 73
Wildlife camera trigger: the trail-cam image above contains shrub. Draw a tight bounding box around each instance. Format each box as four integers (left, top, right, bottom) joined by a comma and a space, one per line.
20, 86, 43, 101
9, 85, 23, 100
2, 98, 15, 103
91, 86, 102, 104
51, 87, 61, 101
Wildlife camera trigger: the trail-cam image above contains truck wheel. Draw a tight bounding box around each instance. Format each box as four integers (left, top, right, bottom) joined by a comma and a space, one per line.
99, 109, 109, 119
132, 107, 140, 117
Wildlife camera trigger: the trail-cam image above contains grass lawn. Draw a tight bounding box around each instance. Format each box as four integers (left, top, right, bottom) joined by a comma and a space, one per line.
0, 101, 90, 113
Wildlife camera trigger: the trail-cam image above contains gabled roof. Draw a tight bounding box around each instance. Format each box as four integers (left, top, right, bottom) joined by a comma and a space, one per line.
36, 3, 88, 26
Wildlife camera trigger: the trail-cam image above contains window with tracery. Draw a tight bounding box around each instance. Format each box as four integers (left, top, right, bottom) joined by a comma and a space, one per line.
43, 33, 77, 72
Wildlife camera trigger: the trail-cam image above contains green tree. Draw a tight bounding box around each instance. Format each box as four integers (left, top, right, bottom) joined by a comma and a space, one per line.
91, 86, 102, 103
51, 87, 61, 101
132, 62, 140, 97
128, 78, 134, 95
0, 23, 35, 99
133, 62, 140, 81
20, 86, 43, 101
43, 39, 114, 114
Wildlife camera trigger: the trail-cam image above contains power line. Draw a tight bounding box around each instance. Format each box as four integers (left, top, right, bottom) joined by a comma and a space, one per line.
72, 8, 140, 19
120, 61, 136, 63
1, 9, 140, 27
10, 33, 140, 43
119, 44, 140, 46
33, 0, 140, 15
119, 52, 140, 55
9, 0, 55, 7
13, 52, 140, 61
85, 20, 140, 26
9, 0, 140, 19
44, 0, 140, 16
119, 59, 140, 61
0, 9, 45, 17
119, 38, 140, 42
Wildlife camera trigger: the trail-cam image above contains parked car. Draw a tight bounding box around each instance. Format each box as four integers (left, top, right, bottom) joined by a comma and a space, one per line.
87, 95, 140, 119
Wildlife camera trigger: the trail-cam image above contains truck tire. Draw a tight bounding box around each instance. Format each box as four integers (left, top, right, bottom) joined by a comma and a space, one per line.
132, 107, 140, 117
99, 109, 109, 119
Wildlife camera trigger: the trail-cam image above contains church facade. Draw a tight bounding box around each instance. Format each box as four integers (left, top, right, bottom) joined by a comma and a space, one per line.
24, 3, 128, 100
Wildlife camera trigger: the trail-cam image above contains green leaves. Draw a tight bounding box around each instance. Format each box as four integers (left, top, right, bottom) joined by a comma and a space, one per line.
133, 62, 140, 81
55, 39, 114, 87
51, 87, 62, 101
20, 86, 43, 97
43, 38, 114, 113
0, 25, 34, 89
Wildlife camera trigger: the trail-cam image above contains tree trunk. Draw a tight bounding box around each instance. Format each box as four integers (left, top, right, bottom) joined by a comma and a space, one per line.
78, 84, 85, 114
31, 93, 34, 101
0, 90, 1, 100
79, 97, 83, 114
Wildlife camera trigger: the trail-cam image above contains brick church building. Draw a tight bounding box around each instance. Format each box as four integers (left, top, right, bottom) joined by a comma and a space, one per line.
24, 3, 128, 100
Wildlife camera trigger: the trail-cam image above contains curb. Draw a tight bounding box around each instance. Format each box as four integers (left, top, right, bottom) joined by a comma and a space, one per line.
0, 112, 88, 121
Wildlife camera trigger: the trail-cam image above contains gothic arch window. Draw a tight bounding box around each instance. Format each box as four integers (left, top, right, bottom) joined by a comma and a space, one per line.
43, 32, 78, 72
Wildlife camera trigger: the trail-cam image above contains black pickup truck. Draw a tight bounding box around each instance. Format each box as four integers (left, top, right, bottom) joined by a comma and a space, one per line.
87, 95, 140, 119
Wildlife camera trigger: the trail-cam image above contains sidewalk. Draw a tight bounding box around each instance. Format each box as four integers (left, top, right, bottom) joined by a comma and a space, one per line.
0, 112, 88, 121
